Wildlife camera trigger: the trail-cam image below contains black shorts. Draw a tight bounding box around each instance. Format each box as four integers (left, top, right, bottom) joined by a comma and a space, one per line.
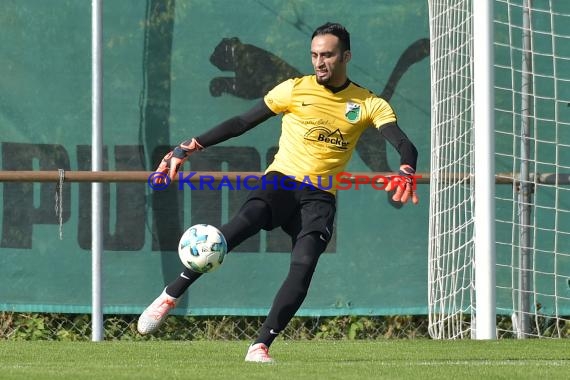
245, 171, 336, 243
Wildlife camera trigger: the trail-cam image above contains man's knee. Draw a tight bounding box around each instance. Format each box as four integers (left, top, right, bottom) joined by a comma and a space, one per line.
290, 232, 325, 269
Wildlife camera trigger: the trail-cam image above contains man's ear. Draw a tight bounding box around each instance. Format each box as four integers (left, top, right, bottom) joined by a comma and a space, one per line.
343, 50, 352, 63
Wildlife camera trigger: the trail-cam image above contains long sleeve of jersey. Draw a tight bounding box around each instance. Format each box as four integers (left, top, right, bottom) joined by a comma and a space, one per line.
380, 122, 418, 170
195, 100, 276, 147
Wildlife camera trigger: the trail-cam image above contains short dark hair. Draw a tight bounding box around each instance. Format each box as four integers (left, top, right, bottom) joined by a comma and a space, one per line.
311, 22, 351, 52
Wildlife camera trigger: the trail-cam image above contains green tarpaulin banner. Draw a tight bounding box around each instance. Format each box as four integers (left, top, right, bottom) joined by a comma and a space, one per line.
0, 0, 433, 315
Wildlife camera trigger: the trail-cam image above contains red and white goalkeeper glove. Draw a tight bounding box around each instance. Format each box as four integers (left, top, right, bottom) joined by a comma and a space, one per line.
153, 138, 204, 185
385, 164, 420, 205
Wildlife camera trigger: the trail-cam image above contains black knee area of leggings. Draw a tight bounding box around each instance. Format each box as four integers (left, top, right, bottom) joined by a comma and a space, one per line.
219, 198, 270, 252
289, 232, 327, 289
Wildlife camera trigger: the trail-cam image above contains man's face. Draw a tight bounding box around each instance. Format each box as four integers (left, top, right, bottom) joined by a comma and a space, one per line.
311, 34, 351, 87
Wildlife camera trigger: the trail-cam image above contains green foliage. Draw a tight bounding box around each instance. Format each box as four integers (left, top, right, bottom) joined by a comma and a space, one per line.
1, 313, 93, 341
2, 312, 569, 341
0, 312, 431, 341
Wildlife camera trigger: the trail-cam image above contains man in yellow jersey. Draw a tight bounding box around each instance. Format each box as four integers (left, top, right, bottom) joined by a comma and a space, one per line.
138, 22, 419, 363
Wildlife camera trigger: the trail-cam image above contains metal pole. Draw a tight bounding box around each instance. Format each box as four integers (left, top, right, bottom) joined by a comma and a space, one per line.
517, 0, 533, 339
473, 0, 497, 339
92, 0, 104, 342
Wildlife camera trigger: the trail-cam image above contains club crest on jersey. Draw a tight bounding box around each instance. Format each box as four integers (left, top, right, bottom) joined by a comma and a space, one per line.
345, 102, 361, 122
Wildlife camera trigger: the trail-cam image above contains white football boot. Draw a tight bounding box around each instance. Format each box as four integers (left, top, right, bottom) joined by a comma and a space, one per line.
244, 343, 275, 363
137, 288, 177, 335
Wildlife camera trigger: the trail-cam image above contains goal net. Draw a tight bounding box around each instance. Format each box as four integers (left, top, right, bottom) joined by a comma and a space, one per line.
428, 0, 570, 338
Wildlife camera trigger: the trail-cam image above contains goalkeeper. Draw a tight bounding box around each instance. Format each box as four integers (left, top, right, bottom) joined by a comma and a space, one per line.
138, 22, 419, 363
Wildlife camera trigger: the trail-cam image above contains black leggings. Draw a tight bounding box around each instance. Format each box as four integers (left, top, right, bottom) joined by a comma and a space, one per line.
166, 198, 327, 335
261, 231, 327, 332
220, 199, 271, 252
166, 198, 271, 296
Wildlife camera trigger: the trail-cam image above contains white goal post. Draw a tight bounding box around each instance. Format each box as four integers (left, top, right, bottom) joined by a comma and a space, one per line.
428, 0, 570, 339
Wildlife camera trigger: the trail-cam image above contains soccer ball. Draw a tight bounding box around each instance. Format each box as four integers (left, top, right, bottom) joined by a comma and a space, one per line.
178, 224, 228, 273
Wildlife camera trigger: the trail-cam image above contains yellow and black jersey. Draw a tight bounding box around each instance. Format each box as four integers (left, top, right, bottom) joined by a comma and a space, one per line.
264, 75, 397, 193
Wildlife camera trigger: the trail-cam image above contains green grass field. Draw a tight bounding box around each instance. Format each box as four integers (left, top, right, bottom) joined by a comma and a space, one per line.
1, 339, 569, 379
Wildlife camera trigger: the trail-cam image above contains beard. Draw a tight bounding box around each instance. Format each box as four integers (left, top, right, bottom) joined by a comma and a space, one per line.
315, 71, 331, 85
